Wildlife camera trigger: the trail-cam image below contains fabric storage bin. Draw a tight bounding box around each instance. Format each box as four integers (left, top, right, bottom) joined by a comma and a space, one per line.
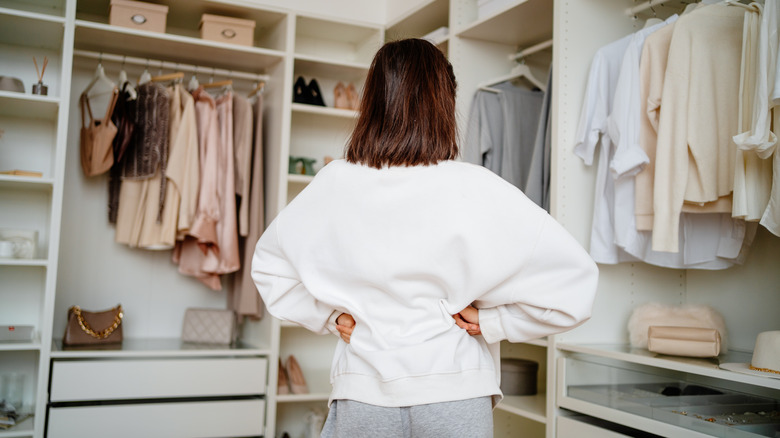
199, 14, 255, 47
500, 358, 538, 395
109, 0, 168, 33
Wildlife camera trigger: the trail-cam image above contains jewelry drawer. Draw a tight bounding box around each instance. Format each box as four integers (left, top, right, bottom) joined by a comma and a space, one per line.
50, 357, 267, 401
47, 399, 265, 438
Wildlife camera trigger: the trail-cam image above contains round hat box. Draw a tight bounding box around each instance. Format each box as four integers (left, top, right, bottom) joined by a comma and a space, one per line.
500, 358, 539, 396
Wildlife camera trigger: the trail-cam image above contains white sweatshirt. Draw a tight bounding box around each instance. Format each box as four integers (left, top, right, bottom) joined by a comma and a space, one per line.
252, 159, 598, 407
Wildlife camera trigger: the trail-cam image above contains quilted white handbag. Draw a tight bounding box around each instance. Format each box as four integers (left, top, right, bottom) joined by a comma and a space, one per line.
181, 308, 237, 344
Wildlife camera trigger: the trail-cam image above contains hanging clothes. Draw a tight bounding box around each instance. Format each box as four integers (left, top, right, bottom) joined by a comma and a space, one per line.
80, 88, 119, 178
524, 69, 552, 211
108, 82, 137, 224
573, 31, 635, 264
463, 82, 544, 206
233, 94, 253, 237
122, 82, 169, 181
134, 83, 197, 249
733, 3, 774, 222
652, 4, 746, 253
174, 88, 240, 290
464, 91, 504, 175
231, 94, 266, 319
166, 85, 200, 240
114, 84, 172, 247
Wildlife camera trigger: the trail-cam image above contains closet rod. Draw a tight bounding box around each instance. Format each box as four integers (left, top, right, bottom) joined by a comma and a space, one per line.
625, 0, 668, 15
508, 39, 553, 61
72, 50, 269, 83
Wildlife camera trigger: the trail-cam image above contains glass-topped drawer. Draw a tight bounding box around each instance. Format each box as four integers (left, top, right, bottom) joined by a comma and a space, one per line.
558, 354, 780, 437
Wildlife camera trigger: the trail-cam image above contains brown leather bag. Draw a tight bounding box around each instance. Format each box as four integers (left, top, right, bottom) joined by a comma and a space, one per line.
62, 305, 124, 346
80, 89, 119, 177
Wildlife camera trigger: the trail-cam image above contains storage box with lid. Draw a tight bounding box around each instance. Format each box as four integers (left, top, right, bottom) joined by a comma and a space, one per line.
199, 14, 256, 47
109, 0, 168, 33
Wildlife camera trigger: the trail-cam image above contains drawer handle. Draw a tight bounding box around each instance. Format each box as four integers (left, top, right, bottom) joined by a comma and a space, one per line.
131, 14, 147, 25
221, 29, 237, 39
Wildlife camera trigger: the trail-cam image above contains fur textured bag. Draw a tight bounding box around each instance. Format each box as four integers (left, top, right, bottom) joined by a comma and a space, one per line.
627, 303, 728, 353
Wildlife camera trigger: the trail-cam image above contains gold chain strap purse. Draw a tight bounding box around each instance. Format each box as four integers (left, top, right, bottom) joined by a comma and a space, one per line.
62, 304, 124, 346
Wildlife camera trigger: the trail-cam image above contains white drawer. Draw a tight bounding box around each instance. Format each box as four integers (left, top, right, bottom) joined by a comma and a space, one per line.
47, 399, 265, 438
50, 357, 267, 401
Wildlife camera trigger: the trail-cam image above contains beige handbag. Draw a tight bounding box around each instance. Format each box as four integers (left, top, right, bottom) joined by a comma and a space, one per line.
647, 326, 721, 358
181, 308, 237, 344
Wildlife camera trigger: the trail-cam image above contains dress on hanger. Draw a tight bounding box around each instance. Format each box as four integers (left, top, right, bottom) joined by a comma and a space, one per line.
231, 94, 266, 319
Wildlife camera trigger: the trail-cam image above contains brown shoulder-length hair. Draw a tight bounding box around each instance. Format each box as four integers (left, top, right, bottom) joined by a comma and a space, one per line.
345, 38, 458, 168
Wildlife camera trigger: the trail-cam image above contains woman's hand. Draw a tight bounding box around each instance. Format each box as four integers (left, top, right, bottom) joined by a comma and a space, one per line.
453, 305, 481, 336
336, 313, 355, 344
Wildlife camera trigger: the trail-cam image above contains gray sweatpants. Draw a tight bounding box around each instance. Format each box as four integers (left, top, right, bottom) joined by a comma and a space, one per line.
320, 397, 493, 438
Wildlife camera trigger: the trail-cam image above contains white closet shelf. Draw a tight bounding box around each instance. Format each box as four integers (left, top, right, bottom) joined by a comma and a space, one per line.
495, 393, 547, 423
0, 341, 42, 352
0, 175, 54, 191
294, 55, 371, 81
276, 392, 330, 403
50, 338, 272, 358
0, 5, 65, 23
73, 20, 285, 74
385, 0, 448, 39
291, 103, 358, 119
0, 9, 64, 49
0, 259, 48, 267
295, 15, 381, 45
557, 343, 780, 391
0, 92, 60, 120
0, 415, 34, 438
455, 0, 552, 47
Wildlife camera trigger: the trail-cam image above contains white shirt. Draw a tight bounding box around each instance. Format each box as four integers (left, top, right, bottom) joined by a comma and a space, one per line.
574, 32, 634, 264
252, 160, 598, 407
607, 15, 742, 269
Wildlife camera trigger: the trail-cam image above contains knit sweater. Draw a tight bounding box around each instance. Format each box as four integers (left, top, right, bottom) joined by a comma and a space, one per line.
252, 159, 598, 407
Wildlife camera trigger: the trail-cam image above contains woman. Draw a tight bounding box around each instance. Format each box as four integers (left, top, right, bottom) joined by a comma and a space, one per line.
252, 38, 598, 437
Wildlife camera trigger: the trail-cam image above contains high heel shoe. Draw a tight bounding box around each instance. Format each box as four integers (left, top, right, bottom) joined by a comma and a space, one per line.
334, 82, 350, 109
307, 79, 326, 107
277, 358, 291, 395
286, 355, 309, 394
293, 76, 309, 105
345, 83, 359, 110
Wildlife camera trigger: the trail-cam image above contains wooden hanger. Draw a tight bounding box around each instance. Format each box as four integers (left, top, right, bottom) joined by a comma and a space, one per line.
151, 72, 184, 83
248, 81, 265, 97
202, 79, 233, 89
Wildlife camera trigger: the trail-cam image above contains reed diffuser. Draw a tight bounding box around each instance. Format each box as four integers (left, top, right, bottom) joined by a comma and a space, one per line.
31, 56, 48, 95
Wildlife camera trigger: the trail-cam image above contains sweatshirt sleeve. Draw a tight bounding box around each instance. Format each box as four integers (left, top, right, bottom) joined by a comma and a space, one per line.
474, 216, 599, 344
251, 218, 339, 335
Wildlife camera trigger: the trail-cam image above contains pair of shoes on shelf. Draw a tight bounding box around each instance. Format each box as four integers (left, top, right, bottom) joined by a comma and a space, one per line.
293, 76, 326, 106
277, 355, 308, 395
334, 82, 359, 110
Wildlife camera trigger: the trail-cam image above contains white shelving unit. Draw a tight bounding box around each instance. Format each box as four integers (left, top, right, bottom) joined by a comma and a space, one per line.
0, 0, 72, 436
549, 1, 780, 437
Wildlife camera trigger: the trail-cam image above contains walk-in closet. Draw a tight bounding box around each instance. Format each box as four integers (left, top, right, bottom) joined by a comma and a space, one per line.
1, 0, 779, 437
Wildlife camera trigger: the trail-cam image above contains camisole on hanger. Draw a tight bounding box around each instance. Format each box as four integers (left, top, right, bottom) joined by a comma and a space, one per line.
80, 88, 119, 177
